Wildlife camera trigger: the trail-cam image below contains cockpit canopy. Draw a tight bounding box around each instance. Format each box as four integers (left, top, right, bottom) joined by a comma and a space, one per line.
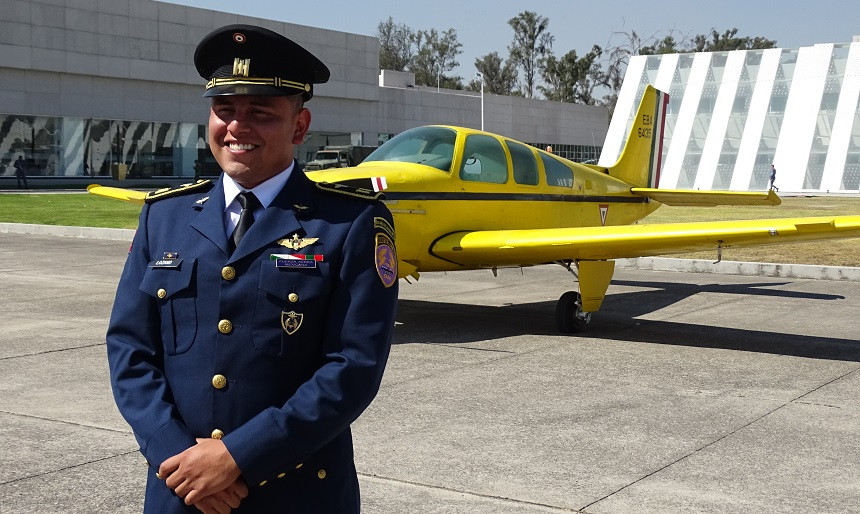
363, 126, 456, 172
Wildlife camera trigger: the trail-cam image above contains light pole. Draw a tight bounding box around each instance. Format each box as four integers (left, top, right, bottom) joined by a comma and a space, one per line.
476, 72, 484, 131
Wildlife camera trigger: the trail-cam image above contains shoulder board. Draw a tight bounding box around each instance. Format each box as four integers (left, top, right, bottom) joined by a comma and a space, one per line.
145, 180, 214, 204
315, 181, 384, 201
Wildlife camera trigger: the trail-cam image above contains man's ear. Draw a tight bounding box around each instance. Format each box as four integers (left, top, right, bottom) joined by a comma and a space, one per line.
292, 108, 311, 144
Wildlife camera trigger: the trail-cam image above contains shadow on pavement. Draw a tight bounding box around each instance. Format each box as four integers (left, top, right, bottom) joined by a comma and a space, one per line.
394, 278, 860, 362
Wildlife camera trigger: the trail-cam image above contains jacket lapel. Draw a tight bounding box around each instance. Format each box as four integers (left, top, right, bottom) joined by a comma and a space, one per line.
190, 176, 229, 256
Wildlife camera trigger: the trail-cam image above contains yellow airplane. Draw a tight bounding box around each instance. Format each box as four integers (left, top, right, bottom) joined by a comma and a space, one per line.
89, 86, 860, 332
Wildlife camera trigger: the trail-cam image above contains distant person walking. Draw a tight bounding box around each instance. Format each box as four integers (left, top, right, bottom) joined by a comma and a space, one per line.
768, 164, 778, 191
13, 155, 28, 189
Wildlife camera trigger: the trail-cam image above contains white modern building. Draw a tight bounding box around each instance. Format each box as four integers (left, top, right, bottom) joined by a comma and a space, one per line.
600, 43, 860, 193
0, 0, 607, 187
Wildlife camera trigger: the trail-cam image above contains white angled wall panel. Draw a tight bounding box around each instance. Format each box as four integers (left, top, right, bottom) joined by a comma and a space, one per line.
598, 56, 647, 166
654, 53, 679, 92
730, 48, 782, 190
820, 42, 860, 192
660, 52, 712, 188
774, 44, 833, 191
694, 50, 746, 189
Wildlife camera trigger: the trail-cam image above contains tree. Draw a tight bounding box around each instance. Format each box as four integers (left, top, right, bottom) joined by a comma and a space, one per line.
639, 35, 686, 55
466, 52, 519, 95
410, 28, 464, 89
507, 11, 554, 99
377, 17, 415, 71
691, 28, 777, 52
539, 45, 603, 104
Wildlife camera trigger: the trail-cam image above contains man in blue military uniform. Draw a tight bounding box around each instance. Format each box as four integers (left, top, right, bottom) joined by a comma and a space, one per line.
106, 24, 398, 513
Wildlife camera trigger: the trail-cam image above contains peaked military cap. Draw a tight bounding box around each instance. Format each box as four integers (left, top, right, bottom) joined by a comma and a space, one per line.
194, 24, 330, 101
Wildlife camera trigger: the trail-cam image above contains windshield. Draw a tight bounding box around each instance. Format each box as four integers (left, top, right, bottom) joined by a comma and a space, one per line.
315, 151, 338, 160
363, 126, 456, 172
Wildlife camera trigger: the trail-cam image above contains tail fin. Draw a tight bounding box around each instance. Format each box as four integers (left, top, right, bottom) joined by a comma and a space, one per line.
608, 85, 668, 188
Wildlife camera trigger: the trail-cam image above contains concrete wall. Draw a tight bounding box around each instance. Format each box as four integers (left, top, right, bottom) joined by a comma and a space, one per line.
0, 0, 607, 156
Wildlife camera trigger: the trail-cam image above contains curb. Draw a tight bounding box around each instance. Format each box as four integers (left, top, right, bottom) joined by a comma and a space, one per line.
616, 257, 860, 282
3, 222, 859, 282
0, 222, 135, 241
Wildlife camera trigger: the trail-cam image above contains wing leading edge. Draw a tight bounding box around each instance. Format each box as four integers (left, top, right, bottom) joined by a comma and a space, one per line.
430, 215, 860, 267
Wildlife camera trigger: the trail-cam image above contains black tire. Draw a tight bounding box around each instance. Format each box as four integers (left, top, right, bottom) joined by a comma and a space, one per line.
555, 291, 590, 333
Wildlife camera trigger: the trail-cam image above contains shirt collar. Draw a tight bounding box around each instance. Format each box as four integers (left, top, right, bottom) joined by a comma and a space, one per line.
222, 162, 295, 210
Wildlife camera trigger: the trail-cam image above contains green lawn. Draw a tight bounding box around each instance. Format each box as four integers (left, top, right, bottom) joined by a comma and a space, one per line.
0, 193, 142, 229
1, 192, 858, 266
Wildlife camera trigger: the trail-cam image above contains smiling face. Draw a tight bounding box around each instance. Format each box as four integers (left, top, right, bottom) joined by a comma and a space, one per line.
208, 95, 311, 188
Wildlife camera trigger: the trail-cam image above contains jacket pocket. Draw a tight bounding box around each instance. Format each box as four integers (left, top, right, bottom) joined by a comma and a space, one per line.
252, 263, 330, 358
139, 259, 197, 355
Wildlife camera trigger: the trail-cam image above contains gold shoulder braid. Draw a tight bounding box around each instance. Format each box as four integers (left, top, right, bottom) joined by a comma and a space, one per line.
145, 180, 214, 204
315, 181, 384, 201
373, 216, 396, 241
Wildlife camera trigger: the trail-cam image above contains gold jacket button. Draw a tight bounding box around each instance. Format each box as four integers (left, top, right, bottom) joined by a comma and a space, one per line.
157, 288, 167, 299
221, 266, 236, 280
212, 374, 227, 389
288, 292, 299, 303
218, 319, 232, 334
317, 469, 327, 479
211, 429, 224, 440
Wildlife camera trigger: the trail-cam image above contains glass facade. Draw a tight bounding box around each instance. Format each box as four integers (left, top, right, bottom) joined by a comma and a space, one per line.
602, 42, 860, 192
0, 114, 209, 180
1, 113, 379, 182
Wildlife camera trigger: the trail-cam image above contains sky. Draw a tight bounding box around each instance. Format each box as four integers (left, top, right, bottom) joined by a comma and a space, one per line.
167, 0, 860, 80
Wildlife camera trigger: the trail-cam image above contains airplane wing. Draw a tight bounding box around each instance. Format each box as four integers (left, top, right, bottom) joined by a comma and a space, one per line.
87, 184, 147, 204
430, 216, 860, 266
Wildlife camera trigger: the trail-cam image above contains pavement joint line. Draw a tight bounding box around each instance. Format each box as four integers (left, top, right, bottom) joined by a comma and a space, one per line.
0, 342, 105, 361
580, 365, 860, 512
358, 472, 581, 513
436, 343, 516, 353
0, 409, 132, 436
0, 449, 139, 487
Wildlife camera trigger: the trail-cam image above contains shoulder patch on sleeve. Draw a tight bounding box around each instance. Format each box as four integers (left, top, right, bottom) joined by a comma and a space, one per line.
315, 181, 384, 201
375, 232, 397, 287
145, 180, 214, 204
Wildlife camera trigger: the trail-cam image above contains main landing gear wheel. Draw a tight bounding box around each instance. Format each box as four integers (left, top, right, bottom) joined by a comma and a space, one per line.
556, 291, 591, 333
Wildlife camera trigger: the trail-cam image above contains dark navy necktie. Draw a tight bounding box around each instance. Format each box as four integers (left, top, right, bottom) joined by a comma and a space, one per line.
230, 191, 260, 253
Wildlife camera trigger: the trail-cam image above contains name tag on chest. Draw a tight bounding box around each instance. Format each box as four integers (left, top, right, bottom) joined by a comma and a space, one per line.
149, 258, 182, 268
271, 253, 323, 269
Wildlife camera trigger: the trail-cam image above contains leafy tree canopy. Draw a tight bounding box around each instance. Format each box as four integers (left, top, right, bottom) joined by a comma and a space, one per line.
410, 28, 464, 89
377, 17, 415, 71
466, 52, 520, 95
507, 11, 554, 99
539, 45, 604, 105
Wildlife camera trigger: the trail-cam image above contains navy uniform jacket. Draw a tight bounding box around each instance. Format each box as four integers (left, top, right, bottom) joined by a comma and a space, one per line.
106, 167, 398, 513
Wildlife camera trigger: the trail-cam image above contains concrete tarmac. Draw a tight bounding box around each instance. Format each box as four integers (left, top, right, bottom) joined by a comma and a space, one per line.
1, 232, 859, 513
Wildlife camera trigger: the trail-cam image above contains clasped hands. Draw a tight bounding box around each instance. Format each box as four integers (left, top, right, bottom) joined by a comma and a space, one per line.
159, 438, 249, 514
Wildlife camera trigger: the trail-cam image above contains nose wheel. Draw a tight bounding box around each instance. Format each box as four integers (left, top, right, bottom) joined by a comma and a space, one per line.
556, 291, 591, 333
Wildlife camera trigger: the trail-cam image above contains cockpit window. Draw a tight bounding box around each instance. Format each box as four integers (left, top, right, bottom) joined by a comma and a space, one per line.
363, 126, 457, 171
459, 134, 508, 184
